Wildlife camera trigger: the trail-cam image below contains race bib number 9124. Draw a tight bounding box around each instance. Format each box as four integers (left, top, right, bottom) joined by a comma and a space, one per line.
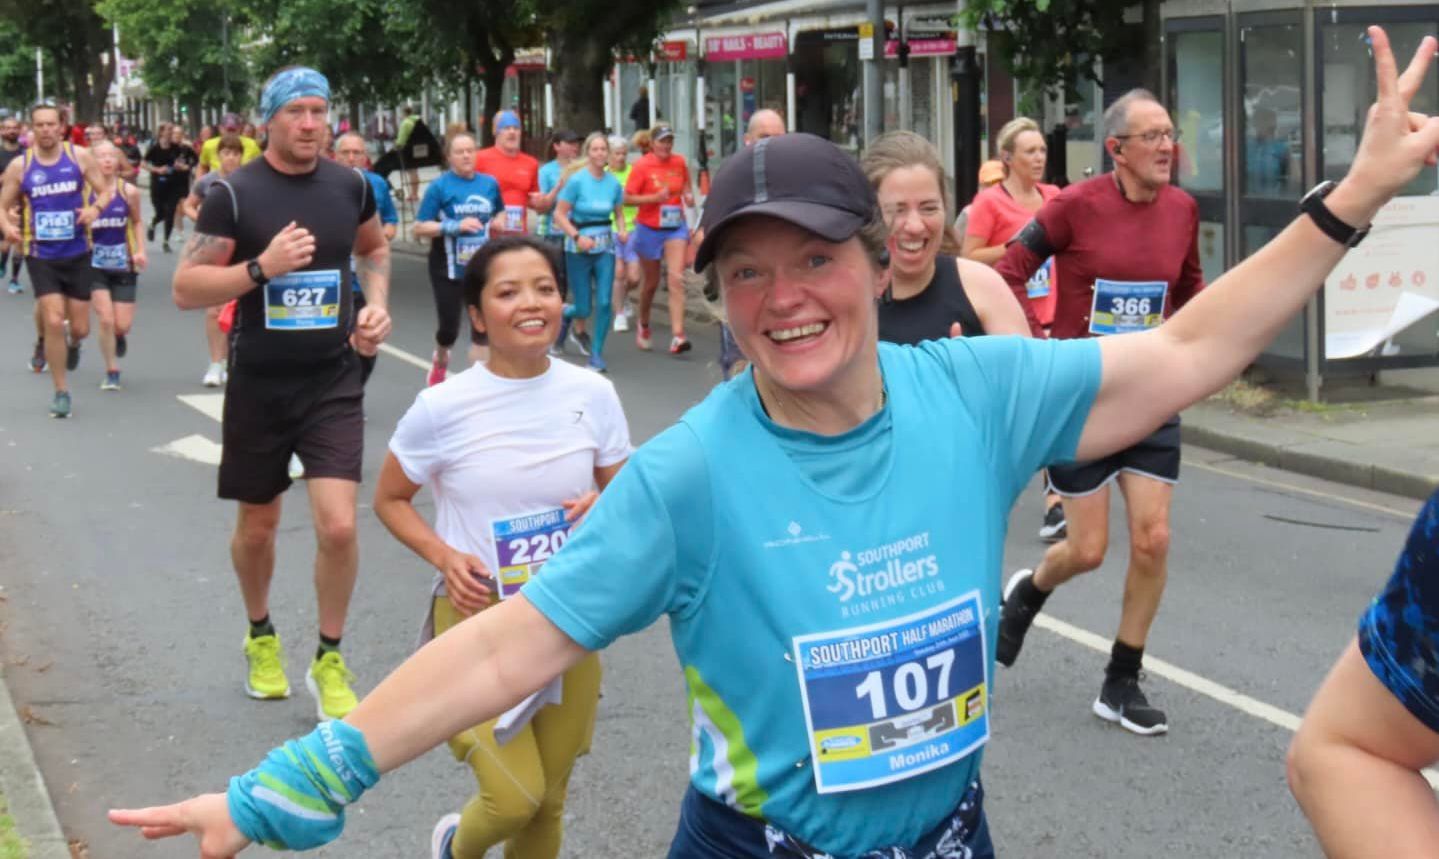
792, 591, 989, 794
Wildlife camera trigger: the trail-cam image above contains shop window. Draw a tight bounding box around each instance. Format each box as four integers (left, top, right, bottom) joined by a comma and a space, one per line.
1241, 24, 1303, 199
1320, 21, 1438, 196
1169, 30, 1224, 194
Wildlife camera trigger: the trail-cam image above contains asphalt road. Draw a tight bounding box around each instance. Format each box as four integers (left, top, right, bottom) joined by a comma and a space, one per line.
0, 231, 1422, 858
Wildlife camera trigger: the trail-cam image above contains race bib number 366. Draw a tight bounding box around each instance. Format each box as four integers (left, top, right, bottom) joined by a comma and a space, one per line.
792, 592, 989, 794
1089, 279, 1167, 335
264, 270, 341, 330
491, 508, 571, 599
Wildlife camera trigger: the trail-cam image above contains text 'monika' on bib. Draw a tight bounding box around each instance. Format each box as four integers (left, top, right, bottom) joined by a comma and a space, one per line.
492, 508, 571, 600
265, 269, 342, 330
792, 590, 990, 794
1088, 279, 1167, 336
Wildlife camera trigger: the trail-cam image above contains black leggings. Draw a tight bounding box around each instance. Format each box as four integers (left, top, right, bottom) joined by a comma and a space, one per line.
150, 187, 183, 240
427, 249, 484, 348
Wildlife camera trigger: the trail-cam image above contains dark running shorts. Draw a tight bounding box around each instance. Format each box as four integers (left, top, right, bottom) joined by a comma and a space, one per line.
219, 352, 364, 504
1048, 415, 1181, 497
93, 270, 138, 302
28, 254, 93, 300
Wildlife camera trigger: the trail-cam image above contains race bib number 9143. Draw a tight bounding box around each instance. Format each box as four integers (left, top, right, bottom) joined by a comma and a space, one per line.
491, 508, 571, 599
792, 591, 989, 794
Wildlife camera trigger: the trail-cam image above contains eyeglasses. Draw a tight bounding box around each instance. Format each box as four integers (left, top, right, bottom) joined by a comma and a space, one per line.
1114, 128, 1181, 145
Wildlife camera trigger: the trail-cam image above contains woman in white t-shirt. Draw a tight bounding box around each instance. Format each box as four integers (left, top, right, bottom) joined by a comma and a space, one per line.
373, 234, 632, 859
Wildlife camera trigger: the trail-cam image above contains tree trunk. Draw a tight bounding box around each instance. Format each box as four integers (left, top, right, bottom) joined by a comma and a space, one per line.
480, 60, 510, 147
551, 28, 608, 135
349, 98, 362, 130
69, 44, 113, 125
1139, 0, 1162, 97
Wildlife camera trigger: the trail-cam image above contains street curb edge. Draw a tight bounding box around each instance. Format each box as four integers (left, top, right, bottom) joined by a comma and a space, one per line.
0, 666, 72, 859
1182, 421, 1438, 501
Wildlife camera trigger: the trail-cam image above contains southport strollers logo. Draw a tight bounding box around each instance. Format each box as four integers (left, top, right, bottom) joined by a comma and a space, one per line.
826, 532, 943, 618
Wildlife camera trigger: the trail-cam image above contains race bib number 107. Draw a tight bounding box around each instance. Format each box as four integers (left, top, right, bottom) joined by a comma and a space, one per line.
491, 508, 571, 599
792, 592, 989, 794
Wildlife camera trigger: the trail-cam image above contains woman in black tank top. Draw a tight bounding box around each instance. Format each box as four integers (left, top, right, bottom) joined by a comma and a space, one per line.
861, 132, 1030, 346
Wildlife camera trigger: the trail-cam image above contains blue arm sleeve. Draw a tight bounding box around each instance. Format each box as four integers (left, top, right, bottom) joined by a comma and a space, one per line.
522, 424, 714, 650
1359, 491, 1439, 733
928, 336, 1102, 505
226, 720, 379, 850
372, 176, 398, 226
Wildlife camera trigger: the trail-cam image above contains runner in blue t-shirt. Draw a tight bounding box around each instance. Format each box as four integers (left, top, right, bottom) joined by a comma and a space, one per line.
414, 132, 502, 386
335, 132, 398, 385
553, 132, 627, 373
109, 30, 1435, 858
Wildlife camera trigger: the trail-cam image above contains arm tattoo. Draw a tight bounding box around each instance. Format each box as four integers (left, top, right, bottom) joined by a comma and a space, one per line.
355, 247, 391, 308
180, 232, 235, 266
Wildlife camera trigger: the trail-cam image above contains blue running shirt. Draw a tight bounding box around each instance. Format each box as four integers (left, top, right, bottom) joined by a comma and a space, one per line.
417, 170, 503, 280
525, 336, 1101, 855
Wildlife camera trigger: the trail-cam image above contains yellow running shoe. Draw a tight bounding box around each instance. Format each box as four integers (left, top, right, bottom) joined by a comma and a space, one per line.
243, 633, 291, 700
306, 651, 359, 720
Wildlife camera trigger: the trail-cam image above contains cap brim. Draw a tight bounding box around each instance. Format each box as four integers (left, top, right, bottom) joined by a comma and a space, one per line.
695, 200, 865, 272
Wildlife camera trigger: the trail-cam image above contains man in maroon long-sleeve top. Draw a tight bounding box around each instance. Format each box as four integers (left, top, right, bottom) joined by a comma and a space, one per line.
993, 89, 1205, 738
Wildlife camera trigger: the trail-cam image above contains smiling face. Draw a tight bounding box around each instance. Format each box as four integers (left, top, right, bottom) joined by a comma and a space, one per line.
1007, 129, 1048, 183
467, 247, 565, 359
716, 216, 885, 395
585, 135, 608, 170
876, 164, 947, 280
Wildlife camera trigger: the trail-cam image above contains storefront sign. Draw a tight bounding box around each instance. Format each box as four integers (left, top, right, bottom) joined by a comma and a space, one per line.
885, 37, 957, 58
513, 48, 547, 70
657, 40, 689, 62
704, 32, 788, 61
1324, 195, 1439, 359
858, 23, 875, 60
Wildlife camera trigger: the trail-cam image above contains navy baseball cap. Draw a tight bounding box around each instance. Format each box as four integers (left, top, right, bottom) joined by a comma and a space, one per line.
694, 133, 876, 272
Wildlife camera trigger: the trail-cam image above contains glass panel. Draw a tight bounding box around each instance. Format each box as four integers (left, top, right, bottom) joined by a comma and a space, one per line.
1320, 21, 1439, 195
1065, 77, 1100, 183
1241, 24, 1303, 199
1169, 30, 1224, 194
1197, 220, 1225, 286
794, 39, 862, 152
705, 61, 740, 161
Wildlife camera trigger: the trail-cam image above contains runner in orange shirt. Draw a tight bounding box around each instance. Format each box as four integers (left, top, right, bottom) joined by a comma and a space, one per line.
473, 111, 541, 236
623, 126, 694, 355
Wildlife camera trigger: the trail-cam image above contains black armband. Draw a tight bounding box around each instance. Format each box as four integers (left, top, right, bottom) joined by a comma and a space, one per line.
1011, 218, 1055, 259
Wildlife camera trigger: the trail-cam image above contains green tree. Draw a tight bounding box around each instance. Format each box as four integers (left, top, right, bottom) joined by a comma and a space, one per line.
0, 20, 39, 111
253, 0, 450, 127
416, 0, 538, 145
0, 0, 114, 123
100, 0, 253, 127
962, 0, 1160, 113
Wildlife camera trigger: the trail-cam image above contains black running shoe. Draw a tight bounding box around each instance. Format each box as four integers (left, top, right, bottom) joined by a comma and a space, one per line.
28, 339, 45, 373
1093, 674, 1169, 736
65, 337, 81, 371
1039, 502, 1067, 543
116, 333, 127, 358
147, 223, 155, 242
996, 569, 1040, 667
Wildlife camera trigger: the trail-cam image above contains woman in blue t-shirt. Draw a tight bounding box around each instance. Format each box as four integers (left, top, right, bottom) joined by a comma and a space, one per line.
109, 27, 1438, 859
414, 132, 503, 386
553, 132, 627, 373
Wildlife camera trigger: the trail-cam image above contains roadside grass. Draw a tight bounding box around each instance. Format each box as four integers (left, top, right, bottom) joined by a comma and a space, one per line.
0, 792, 28, 859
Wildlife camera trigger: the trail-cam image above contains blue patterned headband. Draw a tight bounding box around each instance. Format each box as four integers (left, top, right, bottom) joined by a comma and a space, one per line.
261, 68, 331, 124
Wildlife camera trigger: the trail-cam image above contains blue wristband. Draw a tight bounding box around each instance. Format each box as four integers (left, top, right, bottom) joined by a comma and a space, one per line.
226, 720, 380, 850
441, 218, 462, 237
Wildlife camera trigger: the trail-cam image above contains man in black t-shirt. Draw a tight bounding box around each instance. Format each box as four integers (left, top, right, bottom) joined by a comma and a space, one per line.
0, 115, 24, 293
173, 67, 392, 722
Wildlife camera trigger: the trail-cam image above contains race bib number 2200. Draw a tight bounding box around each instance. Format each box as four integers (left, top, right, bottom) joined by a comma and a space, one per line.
491, 508, 571, 599
792, 592, 989, 794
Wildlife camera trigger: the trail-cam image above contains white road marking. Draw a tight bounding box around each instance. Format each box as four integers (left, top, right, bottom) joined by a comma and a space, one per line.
177, 393, 225, 423
1188, 459, 1417, 520
377, 343, 431, 371
1035, 614, 1439, 788
149, 434, 223, 466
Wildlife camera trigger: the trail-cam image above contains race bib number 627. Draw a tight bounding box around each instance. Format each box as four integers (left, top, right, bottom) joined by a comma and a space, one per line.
792, 592, 989, 794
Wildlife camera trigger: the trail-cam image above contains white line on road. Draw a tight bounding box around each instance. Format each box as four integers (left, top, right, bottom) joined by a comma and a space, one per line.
177, 393, 225, 423
1189, 459, 1417, 520
378, 343, 431, 371
149, 434, 223, 466
1035, 613, 1439, 788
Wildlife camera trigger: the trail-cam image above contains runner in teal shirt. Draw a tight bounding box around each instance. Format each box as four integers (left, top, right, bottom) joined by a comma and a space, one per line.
553, 133, 626, 372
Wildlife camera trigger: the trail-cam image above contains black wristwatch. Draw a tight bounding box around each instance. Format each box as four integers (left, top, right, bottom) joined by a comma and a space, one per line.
1300, 181, 1370, 248
246, 258, 269, 286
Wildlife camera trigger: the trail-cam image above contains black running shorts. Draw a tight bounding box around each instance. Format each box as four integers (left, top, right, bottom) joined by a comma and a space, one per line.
28, 254, 93, 300
1047, 416, 1181, 497
219, 353, 364, 504
93, 270, 138, 302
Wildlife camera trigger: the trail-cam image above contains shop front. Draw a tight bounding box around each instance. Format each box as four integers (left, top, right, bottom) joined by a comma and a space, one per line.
1162, 0, 1439, 393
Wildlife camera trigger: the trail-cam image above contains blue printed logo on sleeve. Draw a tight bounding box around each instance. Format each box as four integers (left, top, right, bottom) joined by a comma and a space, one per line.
264, 270, 342, 330
1088, 279, 1167, 335
792, 591, 990, 794
1026, 257, 1053, 300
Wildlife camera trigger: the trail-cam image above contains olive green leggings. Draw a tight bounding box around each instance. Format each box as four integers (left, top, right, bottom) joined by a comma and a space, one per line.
432, 596, 602, 859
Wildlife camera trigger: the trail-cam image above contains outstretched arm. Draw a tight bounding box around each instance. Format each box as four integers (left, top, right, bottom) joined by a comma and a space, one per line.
1075, 28, 1439, 462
